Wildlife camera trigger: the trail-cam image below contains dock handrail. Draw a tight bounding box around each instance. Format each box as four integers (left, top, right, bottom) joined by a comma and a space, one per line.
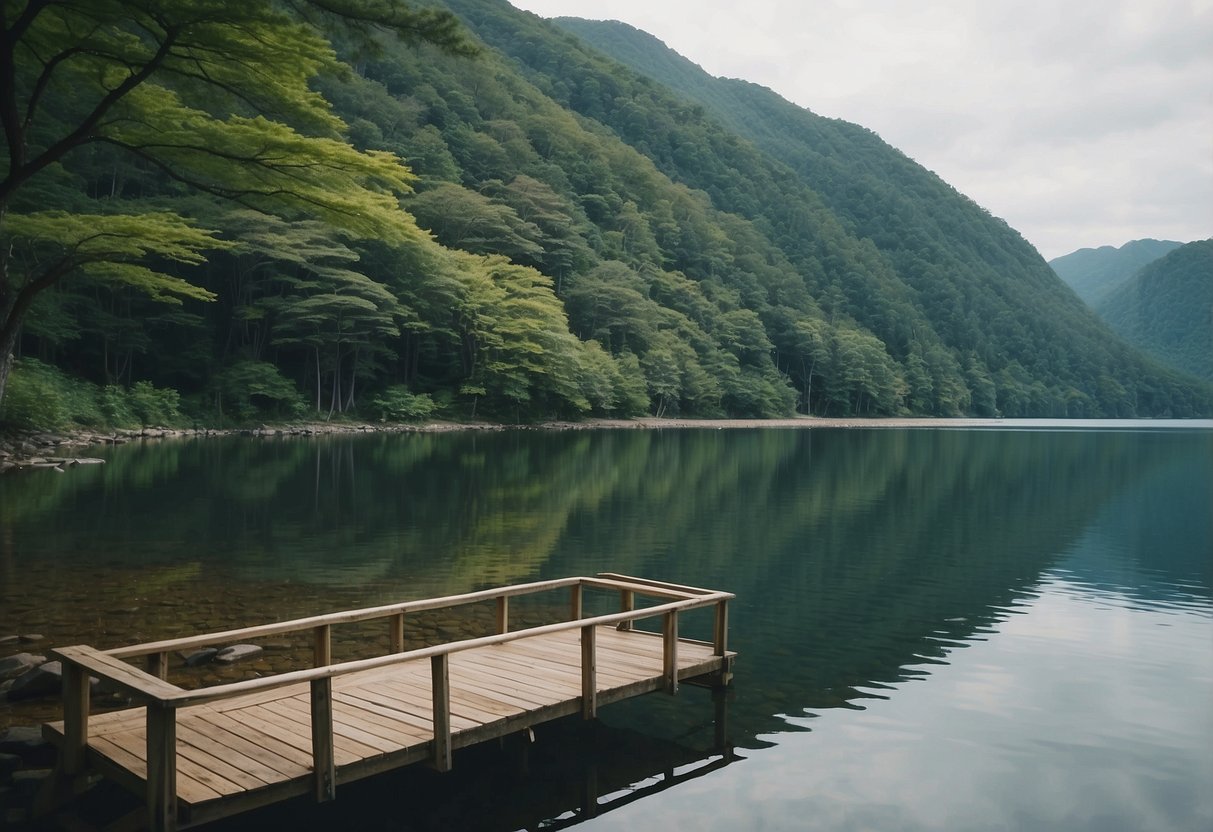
49, 574, 734, 831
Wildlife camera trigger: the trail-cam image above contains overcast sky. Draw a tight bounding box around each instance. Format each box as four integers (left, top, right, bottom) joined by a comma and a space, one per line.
508, 0, 1213, 260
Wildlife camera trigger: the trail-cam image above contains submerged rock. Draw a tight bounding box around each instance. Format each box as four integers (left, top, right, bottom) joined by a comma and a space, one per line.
181, 648, 220, 667
214, 644, 263, 664
5, 661, 63, 700
0, 726, 52, 765
0, 654, 46, 683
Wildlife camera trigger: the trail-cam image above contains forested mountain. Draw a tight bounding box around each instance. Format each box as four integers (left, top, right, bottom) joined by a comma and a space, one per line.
1095, 241, 1212, 381
3, 0, 1210, 431
1049, 239, 1185, 307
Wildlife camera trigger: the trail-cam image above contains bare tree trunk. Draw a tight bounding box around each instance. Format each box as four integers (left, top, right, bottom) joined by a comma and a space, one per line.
327, 344, 340, 419
344, 347, 358, 412
315, 346, 322, 413
0, 331, 14, 412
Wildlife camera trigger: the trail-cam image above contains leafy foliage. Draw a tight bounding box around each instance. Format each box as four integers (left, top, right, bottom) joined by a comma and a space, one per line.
4, 0, 1210, 426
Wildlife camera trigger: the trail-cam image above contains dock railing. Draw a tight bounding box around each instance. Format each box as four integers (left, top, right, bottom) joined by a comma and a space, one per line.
49, 574, 733, 831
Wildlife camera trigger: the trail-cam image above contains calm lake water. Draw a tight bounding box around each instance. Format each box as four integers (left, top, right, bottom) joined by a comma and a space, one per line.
1, 424, 1210, 831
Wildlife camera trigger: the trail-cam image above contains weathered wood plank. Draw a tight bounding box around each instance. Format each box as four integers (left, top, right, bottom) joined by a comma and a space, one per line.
183, 713, 311, 780
54, 645, 182, 701
191, 712, 314, 773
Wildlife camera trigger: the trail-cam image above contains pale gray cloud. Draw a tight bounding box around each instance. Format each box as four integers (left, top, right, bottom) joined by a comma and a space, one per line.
509, 0, 1213, 259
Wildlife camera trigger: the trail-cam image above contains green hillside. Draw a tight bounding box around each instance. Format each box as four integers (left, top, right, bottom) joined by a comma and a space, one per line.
1096, 241, 1213, 381
2, 0, 1210, 431
547, 15, 1210, 416
1049, 239, 1185, 307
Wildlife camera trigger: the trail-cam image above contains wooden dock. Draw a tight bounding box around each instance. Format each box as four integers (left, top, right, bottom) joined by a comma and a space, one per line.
39, 574, 735, 831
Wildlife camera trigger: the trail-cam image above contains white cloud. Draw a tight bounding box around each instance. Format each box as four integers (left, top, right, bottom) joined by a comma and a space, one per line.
509, 0, 1213, 258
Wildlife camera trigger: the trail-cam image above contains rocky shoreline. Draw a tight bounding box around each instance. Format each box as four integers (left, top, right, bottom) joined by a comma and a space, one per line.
5, 415, 1205, 473
3, 414, 1055, 473
0, 420, 517, 473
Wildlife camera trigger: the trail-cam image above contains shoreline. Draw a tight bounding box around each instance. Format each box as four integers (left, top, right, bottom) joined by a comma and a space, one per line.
3, 415, 1210, 472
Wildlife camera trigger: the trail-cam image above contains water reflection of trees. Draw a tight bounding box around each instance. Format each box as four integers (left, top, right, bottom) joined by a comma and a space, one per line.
2, 428, 1204, 745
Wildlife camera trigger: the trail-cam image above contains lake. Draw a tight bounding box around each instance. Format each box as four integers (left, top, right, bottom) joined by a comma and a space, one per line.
1, 424, 1210, 831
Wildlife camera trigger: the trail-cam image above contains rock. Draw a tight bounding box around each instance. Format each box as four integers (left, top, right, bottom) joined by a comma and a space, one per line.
0, 752, 21, 777
0, 727, 53, 765
11, 768, 51, 798
181, 648, 219, 667
18, 635, 44, 643
0, 635, 19, 645
5, 661, 63, 700
214, 644, 263, 664
0, 654, 46, 683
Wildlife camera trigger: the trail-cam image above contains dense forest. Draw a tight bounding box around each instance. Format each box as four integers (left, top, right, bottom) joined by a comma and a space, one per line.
1094, 241, 1213, 382
2, 0, 1210, 432
1049, 239, 1185, 308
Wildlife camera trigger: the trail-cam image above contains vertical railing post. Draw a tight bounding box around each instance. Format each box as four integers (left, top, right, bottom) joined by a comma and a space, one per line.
390, 613, 405, 653
146, 652, 168, 681
310, 677, 335, 802
662, 610, 679, 695
431, 654, 452, 772
570, 583, 583, 621
61, 661, 90, 776
496, 595, 509, 634
618, 589, 634, 631
580, 623, 597, 719
314, 624, 331, 667
713, 598, 729, 656
146, 701, 177, 832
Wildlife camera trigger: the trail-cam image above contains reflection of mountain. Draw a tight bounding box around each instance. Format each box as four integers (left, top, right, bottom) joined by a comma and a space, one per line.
1049, 444, 1212, 608
1, 428, 1204, 748
540, 429, 1206, 742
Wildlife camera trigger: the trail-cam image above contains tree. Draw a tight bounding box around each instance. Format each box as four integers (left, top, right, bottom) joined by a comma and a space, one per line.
0, 0, 474, 407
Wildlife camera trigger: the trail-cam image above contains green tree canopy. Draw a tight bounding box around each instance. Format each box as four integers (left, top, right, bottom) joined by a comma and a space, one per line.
0, 0, 473, 405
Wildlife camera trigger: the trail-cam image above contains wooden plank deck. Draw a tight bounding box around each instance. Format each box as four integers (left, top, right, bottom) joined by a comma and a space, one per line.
39, 576, 735, 831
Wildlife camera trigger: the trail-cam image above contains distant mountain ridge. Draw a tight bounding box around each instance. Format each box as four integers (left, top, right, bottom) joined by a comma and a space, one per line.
1049, 239, 1185, 307
1096, 240, 1213, 381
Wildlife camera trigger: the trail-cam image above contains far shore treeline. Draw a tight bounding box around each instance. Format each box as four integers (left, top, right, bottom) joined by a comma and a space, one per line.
2, 0, 1210, 434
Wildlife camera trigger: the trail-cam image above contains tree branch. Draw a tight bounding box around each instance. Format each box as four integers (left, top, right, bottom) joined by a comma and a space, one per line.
0, 21, 181, 205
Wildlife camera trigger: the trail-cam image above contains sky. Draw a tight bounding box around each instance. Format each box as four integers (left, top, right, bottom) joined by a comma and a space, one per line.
508, 0, 1213, 260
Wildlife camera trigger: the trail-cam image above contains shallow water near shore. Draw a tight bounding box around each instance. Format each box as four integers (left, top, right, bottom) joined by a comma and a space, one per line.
1, 424, 1210, 830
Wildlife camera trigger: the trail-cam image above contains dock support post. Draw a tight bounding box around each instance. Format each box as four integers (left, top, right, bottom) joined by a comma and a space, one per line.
663, 611, 679, 694
580, 624, 597, 718
310, 678, 335, 802
61, 662, 90, 776
496, 596, 509, 634
431, 654, 452, 772
618, 589, 634, 631
390, 613, 405, 653
146, 701, 177, 832
713, 598, 732, 685
146, 652, 168, 681
570, 584, 583, 620
713, 599, 728, 656
314, 624, 331, 667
